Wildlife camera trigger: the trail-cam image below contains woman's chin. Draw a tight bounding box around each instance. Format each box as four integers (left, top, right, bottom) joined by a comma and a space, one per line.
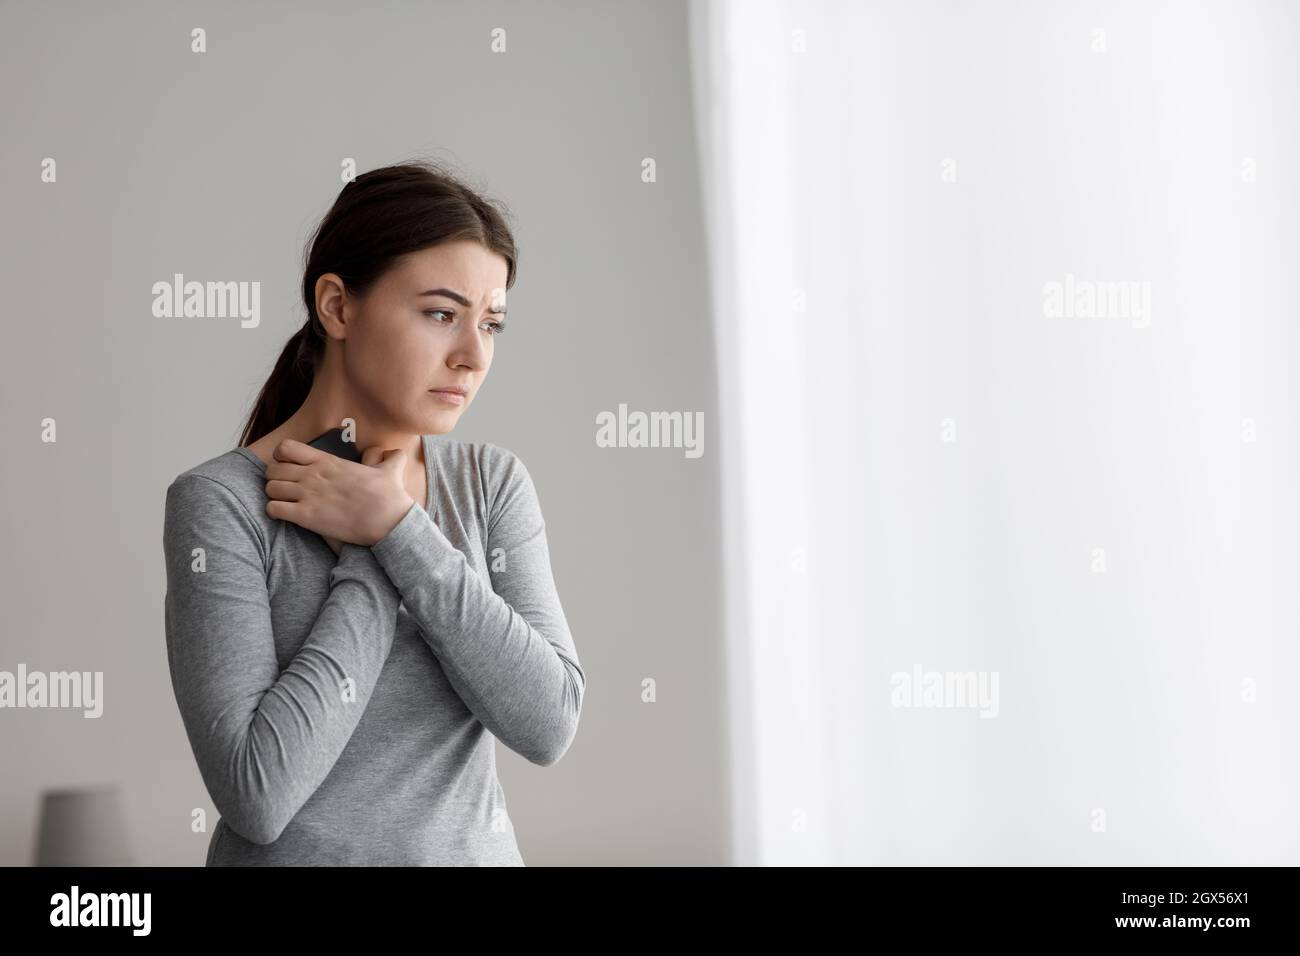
420, 410, 462, 434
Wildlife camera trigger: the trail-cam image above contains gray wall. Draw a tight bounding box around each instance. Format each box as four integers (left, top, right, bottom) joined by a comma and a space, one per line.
0, 0, 725, 866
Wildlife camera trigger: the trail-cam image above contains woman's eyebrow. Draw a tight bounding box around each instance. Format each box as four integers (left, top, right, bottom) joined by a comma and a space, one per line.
417, 287, 471, 306
417, 287, 508, 314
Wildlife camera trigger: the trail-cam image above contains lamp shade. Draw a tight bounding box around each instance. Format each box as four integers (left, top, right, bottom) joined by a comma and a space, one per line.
33, 785, 133, 866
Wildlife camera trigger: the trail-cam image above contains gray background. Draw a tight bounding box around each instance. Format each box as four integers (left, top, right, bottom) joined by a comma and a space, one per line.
0, 0, 725, 865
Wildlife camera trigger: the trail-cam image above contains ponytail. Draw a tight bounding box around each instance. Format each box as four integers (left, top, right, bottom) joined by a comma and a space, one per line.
237, 322, 323, 447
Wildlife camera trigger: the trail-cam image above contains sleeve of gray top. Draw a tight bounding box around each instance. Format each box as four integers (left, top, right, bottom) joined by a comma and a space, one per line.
369, 449, 586, 766
163, 472, 402, 846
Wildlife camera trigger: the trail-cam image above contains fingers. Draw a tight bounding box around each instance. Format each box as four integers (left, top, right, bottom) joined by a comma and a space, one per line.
361, 444, 407, 469
271, 438, 322, 466
264, 478, 304, 502
265, 459, 308, 482
265, 498, 301, 523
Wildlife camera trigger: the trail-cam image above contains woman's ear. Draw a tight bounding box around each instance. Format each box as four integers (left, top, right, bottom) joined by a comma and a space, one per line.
314, 273, 350, 339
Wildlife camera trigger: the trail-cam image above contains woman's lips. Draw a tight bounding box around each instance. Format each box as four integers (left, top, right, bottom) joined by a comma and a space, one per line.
429, 389, 466, 406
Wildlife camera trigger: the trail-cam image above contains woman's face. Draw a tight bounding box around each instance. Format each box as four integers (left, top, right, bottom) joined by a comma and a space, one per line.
334, 240, 510, 435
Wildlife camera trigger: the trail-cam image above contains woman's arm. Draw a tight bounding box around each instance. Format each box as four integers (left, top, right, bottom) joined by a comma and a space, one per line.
368, 447, 585, 766
163, 472, 402, 845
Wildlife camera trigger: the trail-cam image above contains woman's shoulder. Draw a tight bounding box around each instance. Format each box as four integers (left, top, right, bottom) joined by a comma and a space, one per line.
425, 437, 535, 507
168, 446, 266, 494
164, 447, 273, 537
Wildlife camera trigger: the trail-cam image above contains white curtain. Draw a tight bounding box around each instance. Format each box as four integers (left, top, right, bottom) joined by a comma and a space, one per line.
689, 0, 1300, 865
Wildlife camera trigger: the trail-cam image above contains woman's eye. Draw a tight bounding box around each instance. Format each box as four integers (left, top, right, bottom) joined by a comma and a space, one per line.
424, 309, 504, 335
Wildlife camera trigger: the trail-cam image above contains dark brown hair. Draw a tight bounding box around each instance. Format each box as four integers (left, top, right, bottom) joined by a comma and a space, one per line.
237, 159, 518, 447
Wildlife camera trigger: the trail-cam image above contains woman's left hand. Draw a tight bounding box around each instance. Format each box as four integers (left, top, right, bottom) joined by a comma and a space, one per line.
263, 439, 415, 548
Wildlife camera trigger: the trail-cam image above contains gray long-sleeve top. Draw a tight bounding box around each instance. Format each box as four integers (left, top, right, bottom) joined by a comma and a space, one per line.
162, 436, 585, 865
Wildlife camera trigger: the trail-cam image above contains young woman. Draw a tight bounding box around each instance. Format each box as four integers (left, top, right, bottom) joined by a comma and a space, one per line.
162, 161, 585, 866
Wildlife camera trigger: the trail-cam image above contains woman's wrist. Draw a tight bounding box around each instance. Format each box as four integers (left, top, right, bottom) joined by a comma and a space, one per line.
366, 492, 416, 547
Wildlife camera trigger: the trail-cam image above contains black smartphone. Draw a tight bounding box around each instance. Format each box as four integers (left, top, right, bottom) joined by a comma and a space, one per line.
307, 427, 363, 462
